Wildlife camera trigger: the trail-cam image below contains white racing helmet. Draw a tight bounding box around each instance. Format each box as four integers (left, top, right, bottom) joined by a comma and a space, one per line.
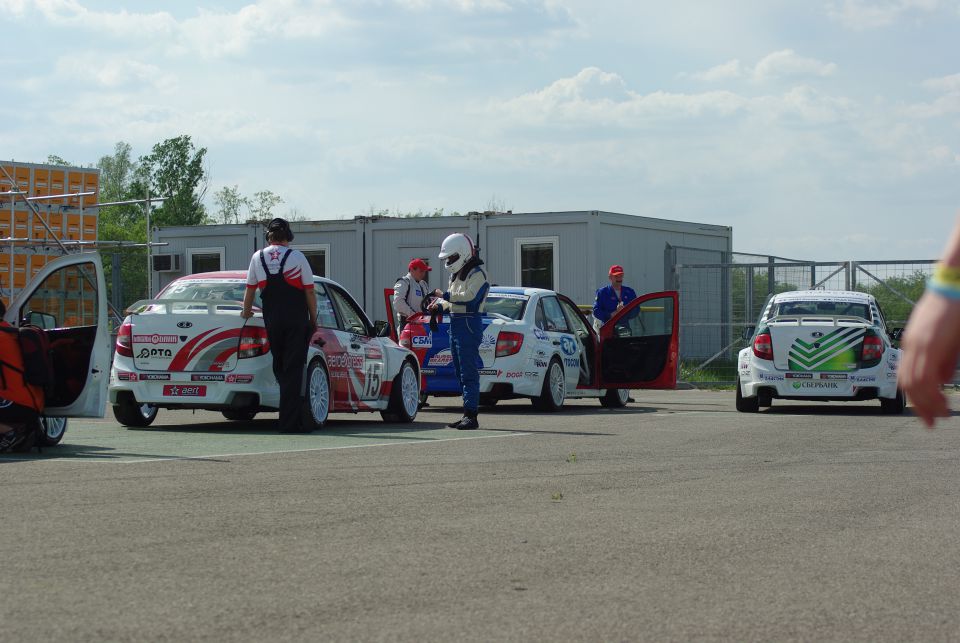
438, 233, 475, 273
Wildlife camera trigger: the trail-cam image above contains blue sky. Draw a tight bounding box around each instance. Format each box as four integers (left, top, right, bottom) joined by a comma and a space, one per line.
1, 0, 957, 260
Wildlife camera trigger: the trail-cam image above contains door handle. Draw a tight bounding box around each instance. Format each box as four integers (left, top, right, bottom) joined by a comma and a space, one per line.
313, 338, 326, 347
351, 343, 361, 350
552, 340, 561, 346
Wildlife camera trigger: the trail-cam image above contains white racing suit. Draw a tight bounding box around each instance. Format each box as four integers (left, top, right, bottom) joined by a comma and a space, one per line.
437, 261, 489, 413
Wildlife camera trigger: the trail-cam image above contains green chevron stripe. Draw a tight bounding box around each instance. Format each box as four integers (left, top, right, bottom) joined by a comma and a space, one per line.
793, 326, 856, 350
789, 328, 864, 361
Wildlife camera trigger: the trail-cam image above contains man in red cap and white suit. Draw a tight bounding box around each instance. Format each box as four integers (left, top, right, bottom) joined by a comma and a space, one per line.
393, 258, 432, 333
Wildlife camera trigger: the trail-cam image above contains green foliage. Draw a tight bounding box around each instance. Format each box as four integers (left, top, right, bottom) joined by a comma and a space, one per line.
731, 266, 798, 324
856, 271, 926, 325
214, 185, 246, 224
45, 155, 75, 167
135, 135, 208, 227
247, 190, 284, 221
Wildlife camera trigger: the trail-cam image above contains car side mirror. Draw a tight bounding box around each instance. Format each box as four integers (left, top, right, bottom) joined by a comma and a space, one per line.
374, 320, 391, 338
741, 325, 755, 341
25, 310, 57, 329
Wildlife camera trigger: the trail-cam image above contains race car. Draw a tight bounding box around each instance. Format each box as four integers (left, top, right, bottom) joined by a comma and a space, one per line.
386, 286, 679, 410
109, 271, 420, 428
736, 290, 905, 413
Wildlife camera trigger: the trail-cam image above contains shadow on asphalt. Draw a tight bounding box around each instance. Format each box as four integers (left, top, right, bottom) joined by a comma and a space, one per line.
127, 418, 456, 437
762, 404, 943, 417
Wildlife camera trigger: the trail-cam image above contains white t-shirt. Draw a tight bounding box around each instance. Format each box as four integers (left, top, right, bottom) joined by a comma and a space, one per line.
245, 245, 313, 292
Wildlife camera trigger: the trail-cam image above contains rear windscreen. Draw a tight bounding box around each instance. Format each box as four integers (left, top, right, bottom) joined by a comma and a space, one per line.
157, 281, 261, 308
481, 295, 527, 320
775, 301, 870, 320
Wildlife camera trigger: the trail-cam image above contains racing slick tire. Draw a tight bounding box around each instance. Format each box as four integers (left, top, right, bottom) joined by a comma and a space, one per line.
113, 394, 159, 427
533, 358, 566, 412
302, 359, 331, 430
479, 394, 499, 408
599, 388, 629, 409
735, 377, 760, 413
880, 389, 906, 415
381, 360, 419, 423
222, 409, 258, 422
39, 416, 68, 446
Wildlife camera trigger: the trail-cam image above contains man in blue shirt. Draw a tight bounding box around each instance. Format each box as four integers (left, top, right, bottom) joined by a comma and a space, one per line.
592, 264, 636, 331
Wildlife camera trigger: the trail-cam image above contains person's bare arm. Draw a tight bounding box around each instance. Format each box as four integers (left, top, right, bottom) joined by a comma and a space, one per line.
899, 214, 960, 428
240, 286, 256, 319
304, 287, 318, 327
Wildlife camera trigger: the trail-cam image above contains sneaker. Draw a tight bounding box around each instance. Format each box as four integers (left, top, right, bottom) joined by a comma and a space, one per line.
447, 416, 467, 428
455, 417, 479, 430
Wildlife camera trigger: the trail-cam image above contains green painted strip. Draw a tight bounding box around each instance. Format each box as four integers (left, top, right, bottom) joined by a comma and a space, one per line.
789, 328, 864, 361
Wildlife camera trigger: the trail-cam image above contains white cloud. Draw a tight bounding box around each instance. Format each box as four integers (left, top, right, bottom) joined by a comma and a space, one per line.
54, 56, 177, 90
686, 50, 836, 84
827, 0, 942, 30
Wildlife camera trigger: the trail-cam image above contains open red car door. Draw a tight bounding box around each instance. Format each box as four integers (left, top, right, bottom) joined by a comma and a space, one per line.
382, 288, 398, 342
597, 290, 679, 390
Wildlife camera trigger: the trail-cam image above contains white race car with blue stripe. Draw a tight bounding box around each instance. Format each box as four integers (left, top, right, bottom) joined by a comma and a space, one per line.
392, 286, 680, 410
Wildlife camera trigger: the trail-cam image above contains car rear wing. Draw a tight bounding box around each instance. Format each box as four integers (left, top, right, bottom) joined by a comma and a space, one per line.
765, 314, 871, 326
124, 298, 258, 316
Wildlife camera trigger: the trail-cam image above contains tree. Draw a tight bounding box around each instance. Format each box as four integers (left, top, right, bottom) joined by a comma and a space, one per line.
247, 190, 283, 222
135, 135, 208, 227
214, 185, 247, 224
46, 154, 74, 167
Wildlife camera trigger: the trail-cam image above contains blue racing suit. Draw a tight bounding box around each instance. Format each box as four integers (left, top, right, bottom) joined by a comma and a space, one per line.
592, 284, 637, 325
439, 261, 489, 413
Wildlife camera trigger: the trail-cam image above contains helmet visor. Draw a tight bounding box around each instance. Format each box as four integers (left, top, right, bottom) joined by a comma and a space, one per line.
445, 253, 460, 267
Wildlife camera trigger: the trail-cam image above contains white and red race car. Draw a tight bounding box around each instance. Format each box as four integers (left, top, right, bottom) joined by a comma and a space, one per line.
109, 271, 420, 428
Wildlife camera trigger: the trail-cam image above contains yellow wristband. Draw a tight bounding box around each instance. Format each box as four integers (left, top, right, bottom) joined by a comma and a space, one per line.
933, 263, 960, 288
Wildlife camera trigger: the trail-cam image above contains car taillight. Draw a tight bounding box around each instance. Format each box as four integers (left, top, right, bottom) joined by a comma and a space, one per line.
495, 331, 524, 358
239, 325, 269, 359
752, 331, 773, 361
861, 333, 883, 367
116, 321, 133, 357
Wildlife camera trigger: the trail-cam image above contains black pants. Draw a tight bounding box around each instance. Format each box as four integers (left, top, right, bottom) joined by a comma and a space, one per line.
265, 319, 310, 432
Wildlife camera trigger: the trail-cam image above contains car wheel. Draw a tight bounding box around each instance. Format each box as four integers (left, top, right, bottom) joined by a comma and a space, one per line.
735, 377, 759, 413
222, 409, 258, 422
600, 388, 629, 408
381, 360, 420, 423
533, 358, 565, 412
39, 416, 67, 446
479, 394, 499, 408
113, 394, 159, 427
302, 359, 331, 430
880, 389, 906, 415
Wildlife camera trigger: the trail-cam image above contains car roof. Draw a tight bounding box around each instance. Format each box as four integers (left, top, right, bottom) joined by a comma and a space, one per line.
489, 286, 554, 297
771, 290, 875, 305
170, 271, 337, 286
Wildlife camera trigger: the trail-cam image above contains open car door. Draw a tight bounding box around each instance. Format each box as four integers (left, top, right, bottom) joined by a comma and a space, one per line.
597, 290, 679, 390
4, 253, 110, 417
383, 287, 399, 342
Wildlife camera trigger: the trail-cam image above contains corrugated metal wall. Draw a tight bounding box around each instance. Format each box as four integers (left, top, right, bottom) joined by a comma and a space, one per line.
154, 211, 733, 333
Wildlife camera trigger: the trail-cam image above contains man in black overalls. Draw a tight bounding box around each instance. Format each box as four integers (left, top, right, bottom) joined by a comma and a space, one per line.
242, 218, 318, 433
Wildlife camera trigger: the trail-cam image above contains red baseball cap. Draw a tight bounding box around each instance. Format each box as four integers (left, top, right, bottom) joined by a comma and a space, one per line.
409, 258, 432, 272
608, 264, 624, 276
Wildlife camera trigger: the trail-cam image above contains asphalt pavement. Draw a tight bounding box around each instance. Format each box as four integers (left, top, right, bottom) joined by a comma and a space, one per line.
2, 390, 959, 642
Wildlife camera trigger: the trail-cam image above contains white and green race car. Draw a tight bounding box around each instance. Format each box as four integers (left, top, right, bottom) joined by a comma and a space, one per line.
736, 290, 905, 413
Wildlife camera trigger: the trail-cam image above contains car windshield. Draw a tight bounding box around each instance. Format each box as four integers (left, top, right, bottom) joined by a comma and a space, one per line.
158, 280, 260, 308
775, 300, 870, 320
481, 294, 527, 320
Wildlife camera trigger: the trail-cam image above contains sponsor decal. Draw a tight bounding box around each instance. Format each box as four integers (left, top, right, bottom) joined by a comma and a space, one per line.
559, 336, 577, 356
533, 328, 548, 341
850, 375, 877, 383
192, 374, 225, 382
564, 357, 579, 369
480, 334, 497, 349
177, 321, 193, 329
421, 368, 437, 375
819, 373, 848, 380
139, 373, 171, 381
759, 374, 785, 382
785, 373, 813, 379
524, 371, 539, 378
162, 384, 207, 397
478, 368, 498, 376
133, 334, 179, 345
505, 371, 524, 379
412, 334, 433, 348
138, 348, 172, 359
792, 381, 839, 390
739, 362, 749, 370
427, 350, 453, 367
328, 353, 366, 370
787, 326, 864, 372
226, 374, 254, 383
534, 359, 548, 368
886, 372, 898, 379
365, 348, 383, 359
116, 371, 137, 381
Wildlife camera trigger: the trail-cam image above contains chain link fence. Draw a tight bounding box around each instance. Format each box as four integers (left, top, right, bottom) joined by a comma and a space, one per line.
665, 245, 935, 386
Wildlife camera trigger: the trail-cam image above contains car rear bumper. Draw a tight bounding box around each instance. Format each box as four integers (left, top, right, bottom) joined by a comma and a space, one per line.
740, 359, 898, 400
